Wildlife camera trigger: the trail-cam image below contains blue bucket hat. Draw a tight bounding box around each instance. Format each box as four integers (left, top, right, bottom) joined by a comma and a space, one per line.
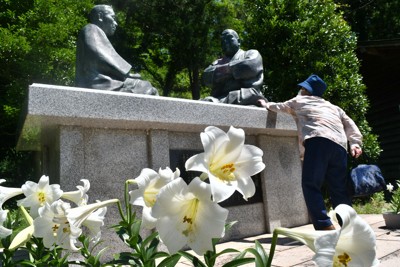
298, 74, 327, 97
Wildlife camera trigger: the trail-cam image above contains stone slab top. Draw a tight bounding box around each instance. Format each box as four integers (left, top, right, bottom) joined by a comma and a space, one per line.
17, 83, 297, 151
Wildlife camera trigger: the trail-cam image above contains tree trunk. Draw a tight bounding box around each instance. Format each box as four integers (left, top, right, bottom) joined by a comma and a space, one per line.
163, 65, 177, 97
189, 67, 201, 100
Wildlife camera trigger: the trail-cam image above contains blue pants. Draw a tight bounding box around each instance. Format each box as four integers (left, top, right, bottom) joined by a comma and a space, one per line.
302, 137, 351, 230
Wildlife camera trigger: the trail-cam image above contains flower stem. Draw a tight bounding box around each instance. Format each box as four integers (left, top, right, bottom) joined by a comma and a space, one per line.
266, 230, 279, 267
124, 180, 137, 223
125, 180, 131, 222
116, 200, 125, 222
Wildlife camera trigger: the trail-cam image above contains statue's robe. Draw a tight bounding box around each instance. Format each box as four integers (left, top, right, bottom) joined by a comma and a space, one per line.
202, 49, 265, 105
75, 24, 157, 95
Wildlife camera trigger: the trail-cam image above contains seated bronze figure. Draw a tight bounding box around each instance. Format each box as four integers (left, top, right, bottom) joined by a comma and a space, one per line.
75, 5, 158, 95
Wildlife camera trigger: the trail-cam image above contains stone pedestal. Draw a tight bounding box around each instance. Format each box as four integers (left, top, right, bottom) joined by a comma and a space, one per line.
17, 83, 309, 258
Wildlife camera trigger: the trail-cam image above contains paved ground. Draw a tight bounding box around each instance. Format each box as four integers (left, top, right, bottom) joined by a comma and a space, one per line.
177, 214, 400, 266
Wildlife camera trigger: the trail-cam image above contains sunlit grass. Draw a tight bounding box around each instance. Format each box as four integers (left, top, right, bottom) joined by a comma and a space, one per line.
352, 192, 390, 214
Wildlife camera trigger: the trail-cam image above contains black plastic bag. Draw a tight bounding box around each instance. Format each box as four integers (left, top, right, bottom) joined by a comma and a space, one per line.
348, 164, 386, 197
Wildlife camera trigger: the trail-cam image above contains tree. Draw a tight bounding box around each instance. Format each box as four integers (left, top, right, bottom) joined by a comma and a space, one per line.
244, 0, 380, 159
113, 0, 245, 99
335, 0, 400, 41
0, 0, 384, 187
0, 0, 95, 184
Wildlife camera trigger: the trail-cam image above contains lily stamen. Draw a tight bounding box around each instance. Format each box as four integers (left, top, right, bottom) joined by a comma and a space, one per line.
337, 252, 351, 266
210, 162, 236, 182
38, 192, 46, 203
182, 198, 199, 237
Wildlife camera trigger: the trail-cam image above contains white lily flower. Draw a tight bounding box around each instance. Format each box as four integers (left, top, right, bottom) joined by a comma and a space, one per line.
387, 183, 394, 192
0, 209, 12, 238
18, 175, 63, 218
66, 198, 118, 243
34, 198, 117, 251
315, 204, 380, 267
129, 167, 180, 229
185, 126, 265, 203
274, 204, 379, 267
62, 179, 90, 206
0, 179, 23, 209
33, 200, 80, 250
82, 204, 107, 243
9, 206, 34, 250
152, 177, 229, 255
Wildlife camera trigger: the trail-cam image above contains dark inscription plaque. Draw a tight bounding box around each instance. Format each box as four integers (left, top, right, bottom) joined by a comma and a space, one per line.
169, 149, 263, 207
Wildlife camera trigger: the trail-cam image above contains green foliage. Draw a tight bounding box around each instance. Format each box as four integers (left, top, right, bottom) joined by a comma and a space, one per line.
352, 192, 388, 214
231, 240, 269, 267
1, 209, 29, 250
177, 221, 261, 267
0, 0, 94, 186
335, 0, 400, 41
0, 149, 35, 192
78, 235, 109, 267
108, 181, 173, 266
244, 0, 380, 160
1, 209, 70, 267
23, 237, 69, 267
0, 0, 387, 187
113, 0, 245, 98
386, 180, 400, 214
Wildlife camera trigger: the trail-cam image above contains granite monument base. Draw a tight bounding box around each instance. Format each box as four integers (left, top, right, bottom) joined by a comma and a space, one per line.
17, 84, 309, 260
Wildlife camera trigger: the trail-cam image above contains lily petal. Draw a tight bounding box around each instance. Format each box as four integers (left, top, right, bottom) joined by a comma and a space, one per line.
184, 153, 209, 174
9, 206, 34, 250
66, 199, 118, 231
18, 175, 63, 218
235, 145, 266, 177
82, 204, 107, 243
312, 231, 340, 266
208, 177, 237, 203
200, 126, 229, 161
33, 202, 59, 249
0, 210, 12, 238
275, 205, 379, 267
0, 180, 23, 209
319, 204, 380, 267
141, 206, 158, 230
62, 179, 90, 206
152, 177, 229, 255
274, 227, 327, 252
9, 225, 34, 250
186, 126, 265, 203
236, 176, 256, 201
129, 167, 179, 229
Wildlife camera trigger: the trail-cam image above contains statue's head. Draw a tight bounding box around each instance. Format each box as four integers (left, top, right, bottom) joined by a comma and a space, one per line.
221, 29, 240, 57
90, 5, 117, 36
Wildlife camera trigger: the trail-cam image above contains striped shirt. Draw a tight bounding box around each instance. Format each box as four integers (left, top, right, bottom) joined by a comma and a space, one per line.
266, 95, 362, 156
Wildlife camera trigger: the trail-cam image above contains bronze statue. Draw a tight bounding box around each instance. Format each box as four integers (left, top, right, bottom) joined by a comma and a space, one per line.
75, 5, 158, 95
201, 29, 265, 105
